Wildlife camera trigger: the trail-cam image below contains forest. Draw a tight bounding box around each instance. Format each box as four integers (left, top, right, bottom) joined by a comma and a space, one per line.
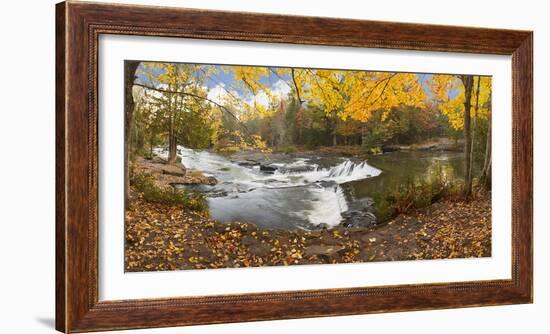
124, 61, 493, 272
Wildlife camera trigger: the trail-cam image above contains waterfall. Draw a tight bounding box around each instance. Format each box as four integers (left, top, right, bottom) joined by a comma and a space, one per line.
274, 159, 382, 185
153, 146, 382, 229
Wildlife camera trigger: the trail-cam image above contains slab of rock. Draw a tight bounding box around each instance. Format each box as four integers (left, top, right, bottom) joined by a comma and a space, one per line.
248, 243, 272, 256
159, 163, 186, 177
304, 244, 345, 257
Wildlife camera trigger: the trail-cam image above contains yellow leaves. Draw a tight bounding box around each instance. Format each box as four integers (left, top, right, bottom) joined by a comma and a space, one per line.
308, 71, 428, 123
232, 66, 271, 95
428, 75, 492, 130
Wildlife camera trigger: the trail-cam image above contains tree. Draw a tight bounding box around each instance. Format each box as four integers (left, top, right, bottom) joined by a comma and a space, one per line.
124, 61, 139, 207
429, 74, 492, 196
460, 75, 474, 196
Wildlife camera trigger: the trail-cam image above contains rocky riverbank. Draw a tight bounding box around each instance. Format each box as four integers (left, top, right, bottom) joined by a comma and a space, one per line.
132, 156, 217, 190
125, 195, 491, 272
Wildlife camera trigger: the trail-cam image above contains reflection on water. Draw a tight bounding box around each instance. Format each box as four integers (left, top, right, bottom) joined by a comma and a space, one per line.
350, 151, 465, 199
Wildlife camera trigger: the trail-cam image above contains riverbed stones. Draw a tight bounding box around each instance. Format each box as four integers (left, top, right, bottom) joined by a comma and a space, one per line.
133, 157, 218, 189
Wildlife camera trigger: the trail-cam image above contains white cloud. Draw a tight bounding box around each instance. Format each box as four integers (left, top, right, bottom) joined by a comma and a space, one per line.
207, 79, 292, 109
243, 80, 291, 108
253, 91, 270, 107
271, 79, 292, 99
206, 83, 229, 105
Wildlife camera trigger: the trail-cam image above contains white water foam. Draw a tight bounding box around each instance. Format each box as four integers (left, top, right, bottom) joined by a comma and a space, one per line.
153, 146, 381, 227
299, 185, 349, 227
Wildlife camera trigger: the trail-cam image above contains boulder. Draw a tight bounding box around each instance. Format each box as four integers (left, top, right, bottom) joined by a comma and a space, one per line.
204, 176, 218, 185
339, 197, 377, 228
159, 163, 186, 177
259, 164, 278, 173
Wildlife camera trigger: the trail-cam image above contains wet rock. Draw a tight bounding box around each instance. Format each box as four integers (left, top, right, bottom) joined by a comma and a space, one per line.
204, 176, 218, 185
317, 180, 338, 188
313, 223, 330, 230
259, 164, 278, 173
279, 165, 315, 173
340, 197, 377, 228
236, 160, 260, 167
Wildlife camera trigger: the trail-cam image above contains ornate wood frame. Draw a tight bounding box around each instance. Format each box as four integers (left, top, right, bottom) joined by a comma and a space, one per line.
56, 1, 533, 332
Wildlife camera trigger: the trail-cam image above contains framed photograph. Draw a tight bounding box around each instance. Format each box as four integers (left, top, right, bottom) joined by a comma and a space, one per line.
56, 1, 532, 332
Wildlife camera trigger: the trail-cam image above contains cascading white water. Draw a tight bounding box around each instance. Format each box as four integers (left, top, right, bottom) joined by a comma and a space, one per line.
274, 159, 381, 185
154, 146, 381, 229
303, 185, 349, 227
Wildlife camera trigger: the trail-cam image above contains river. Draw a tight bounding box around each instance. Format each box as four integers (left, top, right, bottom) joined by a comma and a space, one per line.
156, 146, 464, 230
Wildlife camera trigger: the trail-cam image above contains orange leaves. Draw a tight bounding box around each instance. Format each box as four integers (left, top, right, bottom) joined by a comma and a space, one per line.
125, 186, 491, 272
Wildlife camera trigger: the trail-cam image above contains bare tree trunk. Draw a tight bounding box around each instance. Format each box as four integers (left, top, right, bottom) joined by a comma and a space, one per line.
167, 111, 177, 163
332, 112, 338, 146
165, 88, 179, 164
291, 68, 303, 104
150, 134, 153, 158
480, 111, 492, 188
460, 75, 474, 197
124, 61, 139, 208
469, 76, 481, 186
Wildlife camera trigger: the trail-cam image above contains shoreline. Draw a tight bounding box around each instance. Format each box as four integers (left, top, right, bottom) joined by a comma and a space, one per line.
125, 194, 491, 272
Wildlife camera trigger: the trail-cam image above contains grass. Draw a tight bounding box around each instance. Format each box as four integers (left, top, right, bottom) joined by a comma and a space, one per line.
130, 173, 208, 213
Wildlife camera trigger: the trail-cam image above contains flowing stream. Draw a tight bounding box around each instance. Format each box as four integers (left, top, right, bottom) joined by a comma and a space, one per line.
157, 146, 381, 230
155, 146, 464, 230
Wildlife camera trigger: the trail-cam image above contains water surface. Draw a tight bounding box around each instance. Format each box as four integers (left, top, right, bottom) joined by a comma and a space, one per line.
160, 147, 464, 230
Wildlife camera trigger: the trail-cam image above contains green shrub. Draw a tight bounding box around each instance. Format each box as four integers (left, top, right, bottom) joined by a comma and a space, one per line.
372, 192, 396, 223
131, 173, 208, 213
372, 170, 463, 223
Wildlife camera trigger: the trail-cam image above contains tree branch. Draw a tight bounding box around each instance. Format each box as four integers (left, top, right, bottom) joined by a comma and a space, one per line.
133, 82, 251, 135
291, 68, 303, 104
